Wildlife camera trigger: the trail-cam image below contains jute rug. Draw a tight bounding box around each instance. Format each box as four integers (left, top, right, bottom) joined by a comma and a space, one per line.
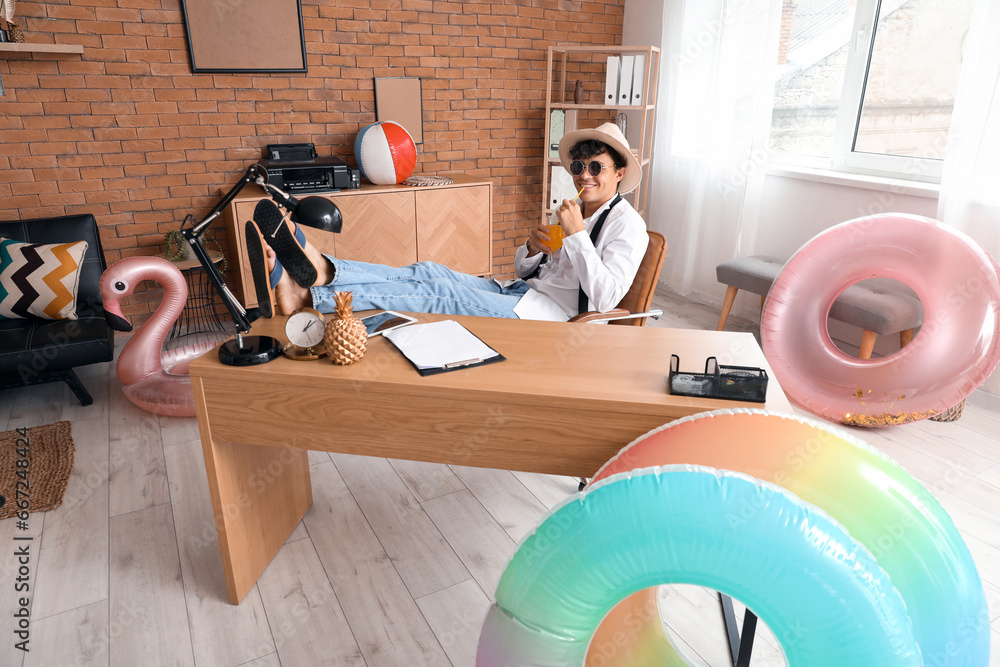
0, 421, 75, 520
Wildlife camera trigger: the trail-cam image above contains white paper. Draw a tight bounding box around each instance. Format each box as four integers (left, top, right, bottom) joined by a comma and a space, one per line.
383, 320, 499, 370
550, 165, 576, 208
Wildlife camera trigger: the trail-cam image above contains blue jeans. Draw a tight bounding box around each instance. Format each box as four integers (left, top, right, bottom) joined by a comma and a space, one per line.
310, 258, 530, 318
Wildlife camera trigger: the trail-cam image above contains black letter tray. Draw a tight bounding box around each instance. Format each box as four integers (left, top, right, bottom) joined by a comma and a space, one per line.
668, 354, 767, 403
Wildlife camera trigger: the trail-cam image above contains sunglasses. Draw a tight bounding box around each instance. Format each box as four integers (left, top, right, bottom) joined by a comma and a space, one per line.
569, 160, 615, 177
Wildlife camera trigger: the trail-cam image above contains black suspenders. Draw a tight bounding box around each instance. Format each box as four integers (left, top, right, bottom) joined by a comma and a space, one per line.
577, 194, 621, 315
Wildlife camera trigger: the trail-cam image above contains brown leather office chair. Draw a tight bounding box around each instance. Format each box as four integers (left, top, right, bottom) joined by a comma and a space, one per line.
568, 230, 667, 325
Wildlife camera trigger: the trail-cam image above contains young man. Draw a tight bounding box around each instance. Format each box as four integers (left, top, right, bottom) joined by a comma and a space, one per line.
249, 122, 649, 321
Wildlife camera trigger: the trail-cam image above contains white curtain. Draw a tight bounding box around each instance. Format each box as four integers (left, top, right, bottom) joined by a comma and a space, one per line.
647, 0, 782, 305
937, 0, 1000, 394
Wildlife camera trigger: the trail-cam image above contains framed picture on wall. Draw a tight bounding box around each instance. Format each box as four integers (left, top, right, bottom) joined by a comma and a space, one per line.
374, 77, 424, 144
180, 0, 307, 73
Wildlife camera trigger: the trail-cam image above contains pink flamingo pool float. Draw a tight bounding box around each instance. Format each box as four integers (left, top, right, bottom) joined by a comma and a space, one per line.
100, 256, 226, 417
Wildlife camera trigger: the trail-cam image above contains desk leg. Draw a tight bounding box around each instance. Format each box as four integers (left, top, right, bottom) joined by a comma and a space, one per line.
192, 377, 313, 605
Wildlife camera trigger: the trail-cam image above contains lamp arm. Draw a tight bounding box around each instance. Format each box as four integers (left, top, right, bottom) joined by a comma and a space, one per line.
180, 163, 271, 334
181, 226, 254, 333
189, 164, 267, 237
257, 179, 297, 212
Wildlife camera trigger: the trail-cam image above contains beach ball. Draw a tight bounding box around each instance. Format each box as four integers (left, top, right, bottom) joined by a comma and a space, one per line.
353, 121, 417, 185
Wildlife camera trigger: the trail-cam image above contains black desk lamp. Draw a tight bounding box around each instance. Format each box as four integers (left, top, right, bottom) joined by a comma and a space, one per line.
180, 164, 342, 366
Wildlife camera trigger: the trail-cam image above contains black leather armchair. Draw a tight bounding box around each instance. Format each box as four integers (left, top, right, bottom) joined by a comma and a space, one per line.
0, 214, 115, 405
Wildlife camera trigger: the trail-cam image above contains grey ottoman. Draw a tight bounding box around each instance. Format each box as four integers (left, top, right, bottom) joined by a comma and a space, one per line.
716, 256, 784, 331
716, 255, 923, 359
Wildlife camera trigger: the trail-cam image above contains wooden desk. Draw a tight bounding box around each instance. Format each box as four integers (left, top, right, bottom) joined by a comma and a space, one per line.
189, 314, 792, 604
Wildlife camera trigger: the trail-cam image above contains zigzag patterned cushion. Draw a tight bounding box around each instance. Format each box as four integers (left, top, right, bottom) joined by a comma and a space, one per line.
0, 237, 89, 320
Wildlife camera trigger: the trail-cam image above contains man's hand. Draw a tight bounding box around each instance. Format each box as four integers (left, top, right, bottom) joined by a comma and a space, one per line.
525, 221, 554, 257
555, 198, 585, 236
524, 198, 584, 257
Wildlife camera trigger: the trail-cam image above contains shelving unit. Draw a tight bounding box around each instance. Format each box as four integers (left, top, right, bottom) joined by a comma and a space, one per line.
541, 45, 660, 223
0, 43, 84, 54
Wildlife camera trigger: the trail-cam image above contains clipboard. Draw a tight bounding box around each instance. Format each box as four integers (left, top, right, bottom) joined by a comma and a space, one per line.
382, 320, 506, 376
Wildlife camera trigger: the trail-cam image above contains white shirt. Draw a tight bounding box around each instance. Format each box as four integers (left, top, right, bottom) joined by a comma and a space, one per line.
511, 196, 649, 321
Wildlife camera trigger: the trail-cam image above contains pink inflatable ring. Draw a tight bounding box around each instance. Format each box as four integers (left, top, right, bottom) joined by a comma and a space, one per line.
761, 213, 1000, 426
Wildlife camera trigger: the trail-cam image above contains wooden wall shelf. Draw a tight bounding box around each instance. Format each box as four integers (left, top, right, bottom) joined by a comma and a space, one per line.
0, 43, 84, 55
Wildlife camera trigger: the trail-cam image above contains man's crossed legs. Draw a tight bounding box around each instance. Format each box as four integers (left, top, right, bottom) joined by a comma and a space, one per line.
247, 200, 526, 319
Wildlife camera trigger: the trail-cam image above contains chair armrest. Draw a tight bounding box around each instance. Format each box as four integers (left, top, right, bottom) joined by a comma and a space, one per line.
569, 308, 631, 324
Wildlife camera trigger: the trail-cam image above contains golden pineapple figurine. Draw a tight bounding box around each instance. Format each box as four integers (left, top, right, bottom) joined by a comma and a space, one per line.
324, 291, 368, 364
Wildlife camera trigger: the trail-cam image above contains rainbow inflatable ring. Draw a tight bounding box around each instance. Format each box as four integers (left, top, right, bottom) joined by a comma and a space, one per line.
476, 410, 989, 666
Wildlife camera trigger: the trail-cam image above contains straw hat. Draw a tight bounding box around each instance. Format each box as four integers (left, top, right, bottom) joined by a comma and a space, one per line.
558, 122, 641, 195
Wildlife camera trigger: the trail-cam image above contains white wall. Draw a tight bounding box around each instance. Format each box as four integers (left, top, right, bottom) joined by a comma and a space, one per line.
623, 0, 664, 46
754, 175, 939, 260
621, 0, 666, 151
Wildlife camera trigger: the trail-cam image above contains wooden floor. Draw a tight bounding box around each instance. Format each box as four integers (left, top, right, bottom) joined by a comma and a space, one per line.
2, 290, 999, 666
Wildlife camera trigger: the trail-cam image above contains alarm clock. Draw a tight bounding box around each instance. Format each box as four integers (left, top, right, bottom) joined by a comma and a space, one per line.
282, 307, 327, 361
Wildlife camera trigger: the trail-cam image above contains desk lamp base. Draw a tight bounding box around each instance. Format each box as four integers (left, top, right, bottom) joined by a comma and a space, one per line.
219, 333, 283, 366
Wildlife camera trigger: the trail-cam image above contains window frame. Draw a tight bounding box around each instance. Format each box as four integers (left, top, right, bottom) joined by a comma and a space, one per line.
769, 0, 949, 183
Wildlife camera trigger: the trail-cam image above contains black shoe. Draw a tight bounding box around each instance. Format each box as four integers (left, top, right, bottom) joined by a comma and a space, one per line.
252, 199, 320, 288
245, 220, 275, 319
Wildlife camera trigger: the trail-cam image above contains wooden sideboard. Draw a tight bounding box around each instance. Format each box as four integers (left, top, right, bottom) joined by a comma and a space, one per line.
224, 174, 493, 308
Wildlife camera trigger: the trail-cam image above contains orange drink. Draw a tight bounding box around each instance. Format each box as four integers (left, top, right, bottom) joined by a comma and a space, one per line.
544, 223, 566, 251
544, 188, 582, 253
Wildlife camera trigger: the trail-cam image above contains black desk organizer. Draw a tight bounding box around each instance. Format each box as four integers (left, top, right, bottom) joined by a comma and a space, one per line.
668, 355, 768, 403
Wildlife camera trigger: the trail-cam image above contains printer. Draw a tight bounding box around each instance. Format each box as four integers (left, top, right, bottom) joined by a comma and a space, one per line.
260, 143, 360, 194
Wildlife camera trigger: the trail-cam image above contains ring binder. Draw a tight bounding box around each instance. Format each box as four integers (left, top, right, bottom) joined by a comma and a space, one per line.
605, 56, 620, 104
631, 54, 646, 105
618, 55, 634, 104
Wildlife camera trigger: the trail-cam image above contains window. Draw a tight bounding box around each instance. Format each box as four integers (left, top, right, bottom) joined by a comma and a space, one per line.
768, 0, 973, 182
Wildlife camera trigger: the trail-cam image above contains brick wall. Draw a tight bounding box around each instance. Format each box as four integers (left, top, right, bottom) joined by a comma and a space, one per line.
777, 0, 795, 66
0, 0, 625, 322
